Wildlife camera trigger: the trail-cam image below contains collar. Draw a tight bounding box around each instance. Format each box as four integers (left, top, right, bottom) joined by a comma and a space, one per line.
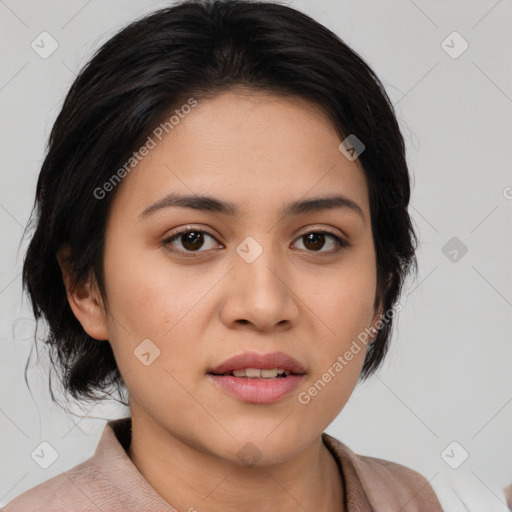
94, 417, 440, 512
93, 417, 372, 511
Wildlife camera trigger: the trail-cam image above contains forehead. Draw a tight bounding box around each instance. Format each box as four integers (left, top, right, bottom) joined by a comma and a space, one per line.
108, 90, 370, 221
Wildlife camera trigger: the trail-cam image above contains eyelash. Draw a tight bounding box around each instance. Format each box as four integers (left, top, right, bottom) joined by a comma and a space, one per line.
160, 226, 349, 258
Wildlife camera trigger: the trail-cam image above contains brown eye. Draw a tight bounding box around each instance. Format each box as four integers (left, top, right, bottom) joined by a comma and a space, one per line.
180, 231, 206, 251
303, 232, 326, 251
293, 231, 347, 254
161, 227, 348, 258
162, 229, 219, 256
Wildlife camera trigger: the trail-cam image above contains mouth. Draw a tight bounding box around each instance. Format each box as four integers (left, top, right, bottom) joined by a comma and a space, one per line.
209, 368, 301, 379
207, 351, 306, 404
208, 350, 306, 377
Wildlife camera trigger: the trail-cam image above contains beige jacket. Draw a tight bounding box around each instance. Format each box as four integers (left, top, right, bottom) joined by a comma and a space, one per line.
504, 483, 512, 511
2, 417, 443, 511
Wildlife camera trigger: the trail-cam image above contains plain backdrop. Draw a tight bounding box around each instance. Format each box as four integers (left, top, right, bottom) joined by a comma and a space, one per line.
0, 1, 511, 511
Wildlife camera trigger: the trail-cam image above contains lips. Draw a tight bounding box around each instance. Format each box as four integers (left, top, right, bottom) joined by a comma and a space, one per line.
208, 351, 306, 376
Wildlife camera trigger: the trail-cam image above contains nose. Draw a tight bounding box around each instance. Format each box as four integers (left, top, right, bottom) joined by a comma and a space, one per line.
219, 239, 300, 332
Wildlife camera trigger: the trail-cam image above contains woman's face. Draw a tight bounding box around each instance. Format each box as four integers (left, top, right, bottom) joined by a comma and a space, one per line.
89, 90, 381, 464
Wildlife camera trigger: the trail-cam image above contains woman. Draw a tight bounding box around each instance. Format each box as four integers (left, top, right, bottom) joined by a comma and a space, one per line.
3, 1, 443, 510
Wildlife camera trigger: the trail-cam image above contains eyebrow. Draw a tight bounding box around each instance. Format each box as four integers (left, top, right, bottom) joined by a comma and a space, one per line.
139, 192, 365, 223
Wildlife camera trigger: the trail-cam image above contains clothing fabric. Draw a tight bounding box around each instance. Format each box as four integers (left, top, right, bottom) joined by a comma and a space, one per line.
2, 417, 443, 511
504, 483, 512, 511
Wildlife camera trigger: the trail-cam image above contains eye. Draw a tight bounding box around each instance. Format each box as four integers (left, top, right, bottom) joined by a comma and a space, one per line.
292, 230, 348, 255
161, 227, 221, 257
161, 227, 348, 258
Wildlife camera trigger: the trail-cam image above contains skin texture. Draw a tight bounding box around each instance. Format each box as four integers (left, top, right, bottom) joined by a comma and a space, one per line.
58, 89, 383, 512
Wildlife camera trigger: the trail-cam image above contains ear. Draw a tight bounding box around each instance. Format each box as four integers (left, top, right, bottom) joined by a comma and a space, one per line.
56, 244, 109, 341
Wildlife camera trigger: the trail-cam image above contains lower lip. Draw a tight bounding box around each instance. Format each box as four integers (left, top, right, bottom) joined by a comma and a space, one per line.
207, 374, 305, 404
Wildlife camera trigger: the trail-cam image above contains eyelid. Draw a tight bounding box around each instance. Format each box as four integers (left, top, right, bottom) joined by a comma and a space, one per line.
295, 225, 347, 241
160, 225, 222, 259
161, 224, 349, 257
292, 226, 349, 255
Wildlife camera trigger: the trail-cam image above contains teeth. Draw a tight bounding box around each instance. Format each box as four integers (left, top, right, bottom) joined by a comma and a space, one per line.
230, 368, 288, 378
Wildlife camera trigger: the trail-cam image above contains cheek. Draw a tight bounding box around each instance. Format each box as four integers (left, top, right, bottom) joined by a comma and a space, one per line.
102, 241, 200, 333
100, 243, 220, 383
308, 253, 377, 339
302, 248, 376, 394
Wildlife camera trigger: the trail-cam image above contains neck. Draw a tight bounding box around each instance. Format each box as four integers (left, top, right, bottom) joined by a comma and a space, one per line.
126, 410, 345, 512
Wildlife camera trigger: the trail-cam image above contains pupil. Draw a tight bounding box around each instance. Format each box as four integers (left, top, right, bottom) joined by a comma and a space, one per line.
304, 233, 325, 251
182, 231, 203, 251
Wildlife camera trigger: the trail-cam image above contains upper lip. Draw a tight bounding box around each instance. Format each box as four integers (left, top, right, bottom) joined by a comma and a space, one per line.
209, 351, 306, 375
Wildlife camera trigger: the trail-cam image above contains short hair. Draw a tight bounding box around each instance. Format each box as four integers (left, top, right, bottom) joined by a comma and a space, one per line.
22, 0, 418, 404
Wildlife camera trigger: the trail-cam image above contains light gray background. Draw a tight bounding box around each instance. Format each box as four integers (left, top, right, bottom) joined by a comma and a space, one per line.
0, 1, 511, 510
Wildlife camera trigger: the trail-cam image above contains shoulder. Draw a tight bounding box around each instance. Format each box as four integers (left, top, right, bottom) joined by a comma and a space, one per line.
504, 482, 512, 511
322, 433, 444, 512
352, 451, 443, 511
1, 418, 136, 512
1, 456, 103, 512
